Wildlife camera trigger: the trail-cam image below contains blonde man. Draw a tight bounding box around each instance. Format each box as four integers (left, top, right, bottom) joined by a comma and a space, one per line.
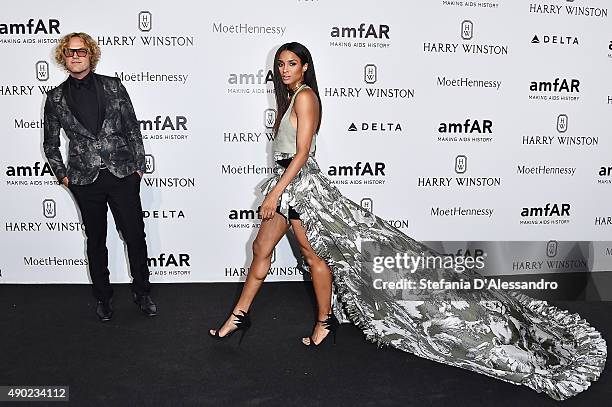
43, 32, 157, 321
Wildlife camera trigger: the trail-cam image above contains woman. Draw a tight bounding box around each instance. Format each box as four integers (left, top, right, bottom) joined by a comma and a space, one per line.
210, 42, 335, 346
210, 42, 607, 400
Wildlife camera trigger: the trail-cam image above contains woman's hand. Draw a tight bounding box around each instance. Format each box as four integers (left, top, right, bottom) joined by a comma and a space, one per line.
260, 191, 281, 220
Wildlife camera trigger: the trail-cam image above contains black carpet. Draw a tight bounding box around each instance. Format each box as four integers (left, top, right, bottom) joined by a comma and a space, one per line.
1, 283, 610, 407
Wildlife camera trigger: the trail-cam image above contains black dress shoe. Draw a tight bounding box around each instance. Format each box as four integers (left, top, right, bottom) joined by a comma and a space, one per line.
133, 293, 158, 317
96, 299, 113, 322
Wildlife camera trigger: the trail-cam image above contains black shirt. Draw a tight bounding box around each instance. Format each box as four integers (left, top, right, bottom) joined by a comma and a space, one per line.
68, 71, 99, 136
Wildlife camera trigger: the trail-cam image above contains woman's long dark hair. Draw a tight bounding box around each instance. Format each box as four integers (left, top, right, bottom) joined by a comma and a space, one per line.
272, 42, 322, 135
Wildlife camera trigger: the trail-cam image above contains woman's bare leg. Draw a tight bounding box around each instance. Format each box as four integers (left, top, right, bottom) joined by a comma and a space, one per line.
210, 212, 289, 337
290, 219, 333, 345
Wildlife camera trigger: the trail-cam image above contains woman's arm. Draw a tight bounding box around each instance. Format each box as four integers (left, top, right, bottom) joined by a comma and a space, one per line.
260, 89, 320, 220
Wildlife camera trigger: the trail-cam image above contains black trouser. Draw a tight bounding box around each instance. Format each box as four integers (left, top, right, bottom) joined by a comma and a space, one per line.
69, 169, 150, 301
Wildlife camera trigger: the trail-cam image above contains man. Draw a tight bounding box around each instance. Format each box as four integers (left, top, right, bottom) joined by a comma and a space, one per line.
43, 32, 157, 321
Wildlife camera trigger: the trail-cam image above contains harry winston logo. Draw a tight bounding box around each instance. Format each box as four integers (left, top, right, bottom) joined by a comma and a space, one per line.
36, 61, 49, 81
145, 154, 155, 174
364, 64, 377, 84
271, 247, 276, 264
264, 109, 276, 129
360, 197, 373, 216
138, 11, 152, 32
455, 155, 467, 174
461, 20, 473, 40
546, 240, 558, 257
557, 114, 568, 133
43, 199, 56, 218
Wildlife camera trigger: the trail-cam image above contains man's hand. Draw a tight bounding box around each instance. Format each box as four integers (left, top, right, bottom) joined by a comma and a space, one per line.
62, 177, 69, 187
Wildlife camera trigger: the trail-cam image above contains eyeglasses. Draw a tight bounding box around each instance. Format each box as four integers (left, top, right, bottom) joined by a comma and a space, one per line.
63, 48, 89, 57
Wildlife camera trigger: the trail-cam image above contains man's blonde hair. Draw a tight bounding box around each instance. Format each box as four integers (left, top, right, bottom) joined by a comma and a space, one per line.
54, 32, 101, 71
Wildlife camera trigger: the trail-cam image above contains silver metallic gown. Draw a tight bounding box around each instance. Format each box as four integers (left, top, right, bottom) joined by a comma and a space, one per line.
261, 152, 607, 401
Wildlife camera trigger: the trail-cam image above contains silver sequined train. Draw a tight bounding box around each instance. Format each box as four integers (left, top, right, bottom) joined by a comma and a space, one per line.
261, 151, 607, 401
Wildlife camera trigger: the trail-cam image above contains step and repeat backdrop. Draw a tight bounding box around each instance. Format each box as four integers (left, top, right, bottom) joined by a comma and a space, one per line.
1, 0, 612, 284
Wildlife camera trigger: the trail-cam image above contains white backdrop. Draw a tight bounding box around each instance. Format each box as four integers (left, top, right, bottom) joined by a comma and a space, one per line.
1, 0, 612, 283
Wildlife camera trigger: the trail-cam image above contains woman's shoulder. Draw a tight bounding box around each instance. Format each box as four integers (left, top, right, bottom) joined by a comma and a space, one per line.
293, 86, 319, 109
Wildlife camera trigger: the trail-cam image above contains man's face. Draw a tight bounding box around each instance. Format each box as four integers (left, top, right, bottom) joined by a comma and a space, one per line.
64, 37, 91, 78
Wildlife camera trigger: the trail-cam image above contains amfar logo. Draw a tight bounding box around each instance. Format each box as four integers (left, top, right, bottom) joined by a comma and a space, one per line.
147, 253, 190, 267
5, 162, 56, 186
330, 23, 390, 39
328, 162, 386, 177
227, 69, 275, 95
36, 61, 48, 81
264, 109, 276, 129
531, 34, 579, 45
557, 114, 568, 132
442, 1, 499, 8
139, 115, 187, 131
229, 207, 262, 220
228, 69, 274, 85
0, 19, 60, 35
438, 119, 493, 134
364, 64, 377, 84
6, 162, 53, 177
547, 240, 558, 257
455, 155, 467, 174
228, 206, 263, 230
520, 203, 571, 217
519, 203, 572, 225
43, 199, 56, 219
138, 11, 152, 32
145, 154, 155, 174
598, 165, 612, 184
461, 20, 473, 40
327, 162, 386, 186
529, 78, 580, 102
329, 23, 391, 50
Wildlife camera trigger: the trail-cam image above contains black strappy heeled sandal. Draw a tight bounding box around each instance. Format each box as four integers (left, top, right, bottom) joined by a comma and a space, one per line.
209, 310, 251, 345
303, 312, 339, 347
